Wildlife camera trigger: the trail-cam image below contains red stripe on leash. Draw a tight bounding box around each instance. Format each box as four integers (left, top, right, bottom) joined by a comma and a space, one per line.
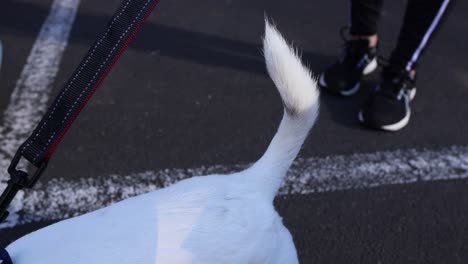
44, 0, 160, 161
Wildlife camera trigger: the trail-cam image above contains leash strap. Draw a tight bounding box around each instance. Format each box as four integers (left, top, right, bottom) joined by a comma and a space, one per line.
22, 0, 159, 167
0, 0, 160, 224
0, 247, 12, 264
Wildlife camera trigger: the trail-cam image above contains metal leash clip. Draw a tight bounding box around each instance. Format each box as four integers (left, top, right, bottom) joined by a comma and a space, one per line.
0, 151, 47, 223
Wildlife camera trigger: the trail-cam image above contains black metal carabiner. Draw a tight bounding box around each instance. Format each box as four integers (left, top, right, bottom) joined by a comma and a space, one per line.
0, 151, 47, 224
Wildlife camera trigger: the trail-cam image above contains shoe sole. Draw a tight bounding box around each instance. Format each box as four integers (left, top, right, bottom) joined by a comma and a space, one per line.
319, 58, 377, 96
358, 110, 410, 132
358, 87, 417, 132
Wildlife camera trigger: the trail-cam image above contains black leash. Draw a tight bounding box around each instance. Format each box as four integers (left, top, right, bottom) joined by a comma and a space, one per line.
0, 0, 160, 260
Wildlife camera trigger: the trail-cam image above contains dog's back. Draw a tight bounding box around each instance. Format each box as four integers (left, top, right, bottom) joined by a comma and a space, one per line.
6, 20, 319, 264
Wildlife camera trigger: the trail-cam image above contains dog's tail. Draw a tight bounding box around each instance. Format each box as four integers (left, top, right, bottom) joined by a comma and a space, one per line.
249, 20, 319, 200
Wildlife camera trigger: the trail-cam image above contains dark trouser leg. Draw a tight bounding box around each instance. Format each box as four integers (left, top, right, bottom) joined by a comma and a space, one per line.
349, 0, 384, 36
389, 0, 453, 71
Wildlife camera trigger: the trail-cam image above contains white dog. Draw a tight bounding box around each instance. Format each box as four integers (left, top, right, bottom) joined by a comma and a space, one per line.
5, 20, 319, 264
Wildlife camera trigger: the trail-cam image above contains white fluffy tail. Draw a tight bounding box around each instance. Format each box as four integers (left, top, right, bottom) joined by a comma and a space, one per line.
250, 20, 319, 199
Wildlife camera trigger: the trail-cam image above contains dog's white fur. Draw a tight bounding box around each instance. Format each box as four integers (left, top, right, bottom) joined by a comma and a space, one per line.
6, 21, 319, 264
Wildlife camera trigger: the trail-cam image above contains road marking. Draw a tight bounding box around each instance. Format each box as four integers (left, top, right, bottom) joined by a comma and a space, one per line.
1, 145, 468, 228
0, 0, 81, 226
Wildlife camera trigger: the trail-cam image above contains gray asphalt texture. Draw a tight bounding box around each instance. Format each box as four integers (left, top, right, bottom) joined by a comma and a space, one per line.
1, 0, 468, 262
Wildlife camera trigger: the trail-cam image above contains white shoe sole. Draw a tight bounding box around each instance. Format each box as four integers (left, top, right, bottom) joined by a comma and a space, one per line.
358, 87, 417, 132
319, 57, 378, 96
358, 110, 410, 132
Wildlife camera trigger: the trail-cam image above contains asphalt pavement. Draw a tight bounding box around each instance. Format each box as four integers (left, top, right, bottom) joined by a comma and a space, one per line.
1, 0, 468, 262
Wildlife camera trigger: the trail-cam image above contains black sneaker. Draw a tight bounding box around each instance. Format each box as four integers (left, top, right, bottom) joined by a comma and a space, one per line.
358, 67, 417, 131
319, 33, 377, 96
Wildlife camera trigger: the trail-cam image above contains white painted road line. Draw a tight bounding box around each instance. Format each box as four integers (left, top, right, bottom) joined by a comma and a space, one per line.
1, 145, 468, 228
0, 0, 81, 226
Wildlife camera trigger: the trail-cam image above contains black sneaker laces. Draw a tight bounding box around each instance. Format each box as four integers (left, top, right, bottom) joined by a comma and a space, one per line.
378, 64, 415, 100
